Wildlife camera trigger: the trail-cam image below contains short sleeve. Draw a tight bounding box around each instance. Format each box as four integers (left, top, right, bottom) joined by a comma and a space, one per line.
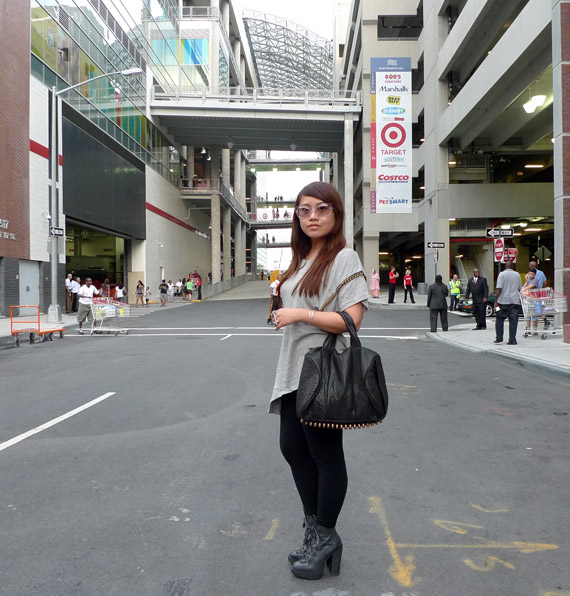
324, 249, 369, 312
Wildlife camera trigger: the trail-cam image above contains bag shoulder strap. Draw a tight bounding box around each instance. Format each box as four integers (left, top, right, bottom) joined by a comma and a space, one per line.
319, 271, 365, 311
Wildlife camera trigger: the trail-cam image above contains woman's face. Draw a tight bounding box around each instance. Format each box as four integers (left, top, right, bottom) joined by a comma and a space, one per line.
297, 195, 336, 243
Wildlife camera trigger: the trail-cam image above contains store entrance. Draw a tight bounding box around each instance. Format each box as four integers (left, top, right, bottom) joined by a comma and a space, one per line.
65, 225, 125, 288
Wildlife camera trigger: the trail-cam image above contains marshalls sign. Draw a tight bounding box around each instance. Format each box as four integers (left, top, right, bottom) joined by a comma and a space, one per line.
370, 57, 412, 214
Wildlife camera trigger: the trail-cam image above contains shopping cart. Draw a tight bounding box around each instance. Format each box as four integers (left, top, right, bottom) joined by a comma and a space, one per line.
90, 298, 132, 336
520, 287, 568, 340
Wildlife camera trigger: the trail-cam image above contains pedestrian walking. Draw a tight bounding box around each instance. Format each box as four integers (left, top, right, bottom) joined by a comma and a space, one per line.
159, 279, 168, 307
145, 286, 151, 307
464, 268, 489, 330
494, 261, 522, 345
76, 277, 100, 334
370, 269, 380, 298
448, 274, 461, 311
267, 278, 280, 324
427, 274, 449, 332
270, 181, 369, 580
403, 268, 415, 303
167, 280, 174, 303
388, 265, 399, 303
135, 280, 145, 308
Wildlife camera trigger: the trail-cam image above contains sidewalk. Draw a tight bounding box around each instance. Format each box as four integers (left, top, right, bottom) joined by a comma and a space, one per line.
429, 320, 570, 379
367, 286, 426, 310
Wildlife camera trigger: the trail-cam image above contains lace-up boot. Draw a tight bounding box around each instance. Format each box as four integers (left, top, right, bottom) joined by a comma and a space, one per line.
291, 524, 343, 580
288, 513, 317, 564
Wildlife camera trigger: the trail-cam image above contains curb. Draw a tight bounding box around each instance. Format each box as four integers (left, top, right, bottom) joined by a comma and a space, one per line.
427, 331, 570, 380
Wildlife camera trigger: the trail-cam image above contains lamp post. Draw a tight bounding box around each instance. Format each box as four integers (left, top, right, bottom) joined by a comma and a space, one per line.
47, 68, 143, 322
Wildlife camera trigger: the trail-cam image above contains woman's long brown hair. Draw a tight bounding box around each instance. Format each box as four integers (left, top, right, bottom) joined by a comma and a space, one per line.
279, 181, 346, 298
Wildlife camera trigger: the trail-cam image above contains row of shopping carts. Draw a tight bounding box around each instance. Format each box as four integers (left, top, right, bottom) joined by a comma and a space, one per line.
519, 287, 568, 340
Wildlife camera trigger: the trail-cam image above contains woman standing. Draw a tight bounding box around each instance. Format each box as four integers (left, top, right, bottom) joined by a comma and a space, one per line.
370, 269, 380, 298
271, 182, 369, 580
101, 278, 110, 297
388, 265, 399, 303
403, 268, 415, 303
135, 280, 145, 308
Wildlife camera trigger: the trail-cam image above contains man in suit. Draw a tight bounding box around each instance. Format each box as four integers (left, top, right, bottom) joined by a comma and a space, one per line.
427, 274, 449, 332
464, 268, 489, 330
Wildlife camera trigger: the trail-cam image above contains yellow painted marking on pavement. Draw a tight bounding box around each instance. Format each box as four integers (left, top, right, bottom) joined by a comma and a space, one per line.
395, 541, 558, 553
464, 556, 515, 571
264, 518, 279, 541
369, 496, 417, 588
433, 520, 485, 534
470, 503, 509, 513
543, 593, 570, 595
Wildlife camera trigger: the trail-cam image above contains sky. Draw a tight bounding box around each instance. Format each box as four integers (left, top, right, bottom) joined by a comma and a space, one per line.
238, 0, 337, 39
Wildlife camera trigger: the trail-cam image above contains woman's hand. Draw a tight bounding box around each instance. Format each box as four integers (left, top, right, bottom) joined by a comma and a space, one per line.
273, 308, 303, 331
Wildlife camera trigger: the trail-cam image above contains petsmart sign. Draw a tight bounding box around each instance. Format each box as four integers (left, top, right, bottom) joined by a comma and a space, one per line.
370, 57, 412, 214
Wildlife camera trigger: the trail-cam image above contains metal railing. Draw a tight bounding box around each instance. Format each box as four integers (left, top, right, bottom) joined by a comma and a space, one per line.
181, 6, 219, 18
179, 178, 247, 221
152, 85, 362, 108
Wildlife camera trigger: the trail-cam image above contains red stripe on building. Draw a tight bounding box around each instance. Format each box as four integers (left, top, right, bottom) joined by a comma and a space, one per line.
30, 139, 63, 165
145, 202, 209, 239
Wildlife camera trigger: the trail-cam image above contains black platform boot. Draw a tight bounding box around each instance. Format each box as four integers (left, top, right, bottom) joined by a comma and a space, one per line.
288, 514, 317, 564
291, 524, 343, 580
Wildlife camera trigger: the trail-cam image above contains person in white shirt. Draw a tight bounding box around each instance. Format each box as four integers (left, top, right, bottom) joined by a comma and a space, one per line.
115, 284, 125, 302
167, 280, 175, 303
70, 276, 81, 312
77, 277, 100, 334
65, 273, 73, 312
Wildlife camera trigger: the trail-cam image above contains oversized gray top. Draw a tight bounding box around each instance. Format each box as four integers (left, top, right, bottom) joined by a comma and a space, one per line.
269, 248, 369, 414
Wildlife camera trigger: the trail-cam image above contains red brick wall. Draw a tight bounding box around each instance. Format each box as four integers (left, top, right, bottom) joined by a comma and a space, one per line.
0, 1, 30, 259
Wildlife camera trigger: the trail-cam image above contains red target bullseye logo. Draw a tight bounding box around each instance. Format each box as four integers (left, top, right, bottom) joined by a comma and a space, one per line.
381, 123, 406, 148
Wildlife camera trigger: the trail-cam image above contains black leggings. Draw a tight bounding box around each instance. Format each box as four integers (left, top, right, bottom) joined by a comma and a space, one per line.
279, 392, 348, 528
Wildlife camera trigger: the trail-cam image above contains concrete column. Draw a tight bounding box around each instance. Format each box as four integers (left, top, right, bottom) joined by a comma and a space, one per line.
344, 116, 354, 248
209, 0, 220, 91
185, 146, 195, 183
423, 208, 450, 286
362, 236, 378, 284
211, 196, 221, 284
223, 207, 232, 281
222, 148, 231, 189
240, 153, 247, 207
552, 0, 570, 342
332, 153, 339, 190
234, 149, 241, 200
324, 160, 331, 184
232, 38, 242, 87
210, 149, 220, 189
234, 220, 243, 276
243, 226, 248, 273
221, 0, 230, 30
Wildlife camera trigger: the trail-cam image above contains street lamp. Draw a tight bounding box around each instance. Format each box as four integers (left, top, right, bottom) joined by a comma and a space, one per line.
47, 68, 143, 322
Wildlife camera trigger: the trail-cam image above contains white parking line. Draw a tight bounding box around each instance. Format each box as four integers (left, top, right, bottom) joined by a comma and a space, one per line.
220, 334, 232, 341
0, 392, 116, 452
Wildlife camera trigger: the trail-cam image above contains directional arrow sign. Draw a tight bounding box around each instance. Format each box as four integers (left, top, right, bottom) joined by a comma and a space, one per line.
50, 226, 64, 237
427, 242, 445, 249
487, 228, 514, 238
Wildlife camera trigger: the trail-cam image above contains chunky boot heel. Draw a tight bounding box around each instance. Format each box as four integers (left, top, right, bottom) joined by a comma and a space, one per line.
288, 514, 317, 564
326, 545, 343, 575
291, 525, 343, 580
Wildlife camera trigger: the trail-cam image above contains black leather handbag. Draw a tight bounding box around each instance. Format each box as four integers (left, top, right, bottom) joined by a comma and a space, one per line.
296, 311, 389, 429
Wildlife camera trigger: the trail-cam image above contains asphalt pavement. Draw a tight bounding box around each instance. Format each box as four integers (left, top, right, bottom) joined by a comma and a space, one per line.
1, 287, 570, 596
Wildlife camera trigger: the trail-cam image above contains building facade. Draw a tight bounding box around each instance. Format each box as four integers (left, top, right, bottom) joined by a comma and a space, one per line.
0, 0, 256, 316
340, 0, 569, 340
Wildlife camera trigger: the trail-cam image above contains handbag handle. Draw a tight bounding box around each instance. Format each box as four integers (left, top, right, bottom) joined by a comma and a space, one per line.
336, 310, 361, 349
337, 311, 366, 398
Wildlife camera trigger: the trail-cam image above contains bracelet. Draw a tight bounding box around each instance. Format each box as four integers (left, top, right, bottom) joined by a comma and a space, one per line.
308, 310, 315, 326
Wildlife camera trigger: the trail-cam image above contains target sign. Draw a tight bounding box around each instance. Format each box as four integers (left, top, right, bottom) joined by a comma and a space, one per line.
381, 123, 406, 148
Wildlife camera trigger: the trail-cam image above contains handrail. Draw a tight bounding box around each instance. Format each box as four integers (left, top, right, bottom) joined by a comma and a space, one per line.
181, 6, 219, 18
153, 85, 362, 107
